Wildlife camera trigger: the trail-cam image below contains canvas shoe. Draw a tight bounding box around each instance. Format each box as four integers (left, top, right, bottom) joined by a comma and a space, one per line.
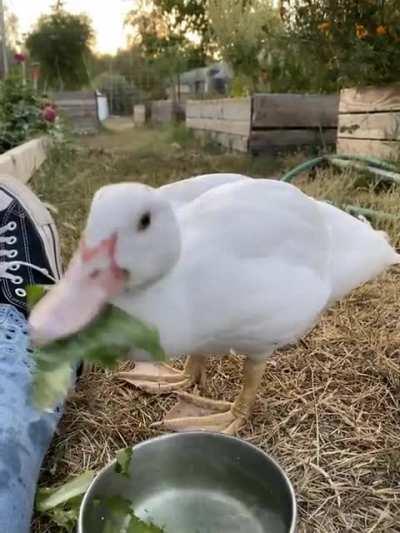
0, 176, 62, 316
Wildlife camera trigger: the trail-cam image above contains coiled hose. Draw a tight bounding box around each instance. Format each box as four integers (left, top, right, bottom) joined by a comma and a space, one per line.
280, 154, 400, 221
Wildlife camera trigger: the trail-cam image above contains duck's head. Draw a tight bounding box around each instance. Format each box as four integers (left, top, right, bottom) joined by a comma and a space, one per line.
29, 183, 181, 345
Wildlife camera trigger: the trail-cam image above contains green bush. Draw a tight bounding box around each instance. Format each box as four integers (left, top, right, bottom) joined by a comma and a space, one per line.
282, 0, 400, 89
0, 76, 58, 154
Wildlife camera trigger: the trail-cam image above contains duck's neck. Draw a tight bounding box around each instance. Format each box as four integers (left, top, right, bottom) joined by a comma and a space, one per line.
111, 270, 191, 357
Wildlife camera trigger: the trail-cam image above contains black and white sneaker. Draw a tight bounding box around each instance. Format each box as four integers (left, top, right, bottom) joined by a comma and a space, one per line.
0, 176, 62, 316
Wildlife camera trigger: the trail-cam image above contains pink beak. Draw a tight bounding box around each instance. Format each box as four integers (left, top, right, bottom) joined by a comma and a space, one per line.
29, 235, 126, 346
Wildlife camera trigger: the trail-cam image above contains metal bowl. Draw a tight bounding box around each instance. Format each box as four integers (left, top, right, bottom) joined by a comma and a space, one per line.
79, 432, 297, 533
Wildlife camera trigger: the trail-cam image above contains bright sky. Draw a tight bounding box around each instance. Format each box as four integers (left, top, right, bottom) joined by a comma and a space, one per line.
6, 0, 135, 54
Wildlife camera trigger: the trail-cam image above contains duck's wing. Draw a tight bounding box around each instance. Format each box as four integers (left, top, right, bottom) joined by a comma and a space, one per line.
174, 179, 333, 354
158, 173, 251, 208
176, 179, 397, 355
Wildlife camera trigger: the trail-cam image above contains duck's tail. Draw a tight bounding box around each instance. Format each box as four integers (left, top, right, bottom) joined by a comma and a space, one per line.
318, 201, 399, 303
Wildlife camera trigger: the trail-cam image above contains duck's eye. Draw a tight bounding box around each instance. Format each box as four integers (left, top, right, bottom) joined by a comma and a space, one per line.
138, 212, 151, 231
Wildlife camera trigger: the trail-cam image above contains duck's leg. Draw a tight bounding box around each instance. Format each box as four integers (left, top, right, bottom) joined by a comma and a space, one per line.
117, 355, 207, 394
154, 357, 266, 435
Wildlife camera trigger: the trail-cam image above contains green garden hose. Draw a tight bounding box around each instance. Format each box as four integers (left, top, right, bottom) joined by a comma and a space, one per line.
281, 154, 400, 221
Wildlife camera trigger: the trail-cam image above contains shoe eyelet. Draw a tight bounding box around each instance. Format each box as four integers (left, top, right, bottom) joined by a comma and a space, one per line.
15, 288, 26, 297
7, 236, 17, 245
9, 264, 20, 271
12, 276, 23, 285
8, 222, 16, 231
8, 250, 17, 258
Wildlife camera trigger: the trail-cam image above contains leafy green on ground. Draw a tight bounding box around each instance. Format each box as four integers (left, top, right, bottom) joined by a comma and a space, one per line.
115, 447, 133, 478
31, 297, 166, 410
37, 474, 165, 533
36, 471, 95, 532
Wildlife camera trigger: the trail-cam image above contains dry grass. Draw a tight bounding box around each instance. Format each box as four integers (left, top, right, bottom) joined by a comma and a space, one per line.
31, 126, 400, 533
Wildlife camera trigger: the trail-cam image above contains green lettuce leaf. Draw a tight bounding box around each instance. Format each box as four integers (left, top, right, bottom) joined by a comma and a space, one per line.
36, 471, 96, 532
126, 514, 165, 533
115, 447, 133, 478
36, 471, 95, 512
31, 299, 167, 410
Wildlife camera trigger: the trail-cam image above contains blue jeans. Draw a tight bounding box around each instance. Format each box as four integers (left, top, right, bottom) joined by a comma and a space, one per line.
0, 305, 63, 533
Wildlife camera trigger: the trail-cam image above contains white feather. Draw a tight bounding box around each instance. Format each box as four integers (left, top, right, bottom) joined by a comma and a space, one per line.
97, 175, 399, 361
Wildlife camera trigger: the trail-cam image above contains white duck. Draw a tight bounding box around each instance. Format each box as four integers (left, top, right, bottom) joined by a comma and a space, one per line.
29, 174, 399, 434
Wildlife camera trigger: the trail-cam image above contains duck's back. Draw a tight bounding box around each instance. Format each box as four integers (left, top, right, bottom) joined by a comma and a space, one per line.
117, 178, 398, 358
159, 173, 249, 208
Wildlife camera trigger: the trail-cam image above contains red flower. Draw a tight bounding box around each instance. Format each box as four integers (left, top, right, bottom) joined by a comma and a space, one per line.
42, 106, 57, 123
14, 52, 26, 63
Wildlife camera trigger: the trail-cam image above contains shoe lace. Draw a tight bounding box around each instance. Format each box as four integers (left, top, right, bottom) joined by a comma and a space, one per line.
0, 222, 57, 296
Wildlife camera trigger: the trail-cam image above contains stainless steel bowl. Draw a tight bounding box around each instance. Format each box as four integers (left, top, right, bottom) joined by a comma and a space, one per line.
79, 432, 297, 533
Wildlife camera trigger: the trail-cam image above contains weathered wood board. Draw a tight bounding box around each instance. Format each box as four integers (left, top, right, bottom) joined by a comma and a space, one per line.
252, 93, 338, 129
251, 129, 337, 154
337, 138, 400, 160
150, 100, 185, 124
193, 129, 249, 153
133, 104, 147, 126
339, 85, 400, 113
186, 117, 250, 136
187, 98, 251, 122
337, 85, 400, 159
186, 98, 251, 153
53, 91, 99, 133
339, 112, 400, 140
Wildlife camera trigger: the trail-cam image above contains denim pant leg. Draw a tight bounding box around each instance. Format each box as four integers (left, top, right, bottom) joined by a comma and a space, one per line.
0, 305, 63, 533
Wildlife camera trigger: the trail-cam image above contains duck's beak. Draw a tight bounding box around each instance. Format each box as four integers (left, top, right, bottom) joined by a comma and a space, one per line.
29, 235, 126, 346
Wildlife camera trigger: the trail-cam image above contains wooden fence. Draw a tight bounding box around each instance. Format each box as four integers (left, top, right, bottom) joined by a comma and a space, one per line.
249, 94, 338, 155
337, 85, 400, 160
53, 91, 99, 133
150, 100, 185, 124
186, 94, 338, 154
133, 104, 148, 126
186, 98, 251, 152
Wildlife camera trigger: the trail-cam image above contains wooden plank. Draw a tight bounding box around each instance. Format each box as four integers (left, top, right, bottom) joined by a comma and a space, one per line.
338, 112, 400, 140
134, 105, 146, 125
53, 90, 95, 98
186, 98, 251, 121
151, 100, 174, 123
150, 100, 185, 123
249, 129, 337, 153
186, 117, 250, 136
220, 98, 251, 121
58, 109, 97, 118
252, 94, 338, 128
339, 85, 400, 113
337, 138, 400, 159
193, 129, 248, 153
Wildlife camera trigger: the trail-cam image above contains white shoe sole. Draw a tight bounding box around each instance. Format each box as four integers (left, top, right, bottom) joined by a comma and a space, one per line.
0, 175, 62, 280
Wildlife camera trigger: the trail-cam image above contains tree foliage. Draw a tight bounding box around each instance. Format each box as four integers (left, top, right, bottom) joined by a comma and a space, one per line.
0, 76, 58, 154
208, 0, 280, 93
153, 0, 210, 53
26, 7, 94, 90
282, 0, 400, 89
125, 1, 206, 99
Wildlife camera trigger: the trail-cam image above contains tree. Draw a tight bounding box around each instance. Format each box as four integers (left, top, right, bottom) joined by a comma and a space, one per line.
25, 7, 94, 90
153, 0, 211, 55
208, 0, 280, 93
281, 0, 400, 89
126, 2, 205, 100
